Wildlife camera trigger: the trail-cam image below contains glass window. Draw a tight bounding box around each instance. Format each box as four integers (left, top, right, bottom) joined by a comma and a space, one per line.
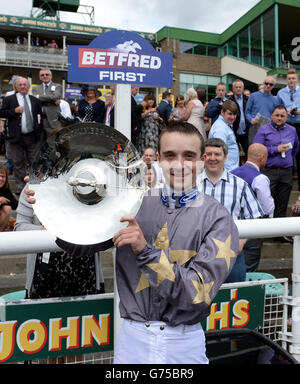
193, 74, 208, 84
180, 41, 219, 57
239, 27, 249, 61
180, 73, 192, 83
207, 46, 219, 57
180, 41, 194, 54
251, 18, 262, 65
228, 36, 238, 57
194, 44, 207, 55
180, 82, 187, 94
207, 85, 217, 100
263, 7, 275, 68
180, 73, 221, 101
209, 76, 221, 86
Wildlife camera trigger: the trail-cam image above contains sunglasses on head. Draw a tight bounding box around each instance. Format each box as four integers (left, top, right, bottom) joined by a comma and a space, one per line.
264, 82, 274, 86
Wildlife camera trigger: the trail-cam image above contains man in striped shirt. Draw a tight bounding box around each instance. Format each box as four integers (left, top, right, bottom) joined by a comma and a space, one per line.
197, 138, 264, 282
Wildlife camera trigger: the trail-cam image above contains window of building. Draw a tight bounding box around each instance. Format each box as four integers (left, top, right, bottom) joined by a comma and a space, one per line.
194, 44, 207, 55
228, 36, 238, 57
180, 41, 219, 57
180, 73, 221, 100
263, 7, 276, 68
250, 18, 262, 66
239, 27, 249, 61
179, 41, 195, 54
223, 6, 276, 68
207, 46, 219, 57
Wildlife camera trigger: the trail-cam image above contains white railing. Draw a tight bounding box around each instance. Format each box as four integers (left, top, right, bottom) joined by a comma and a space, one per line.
2, 216, 300, 253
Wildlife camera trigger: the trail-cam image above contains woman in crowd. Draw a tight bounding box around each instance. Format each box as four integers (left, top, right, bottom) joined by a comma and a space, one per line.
76, 84, 105, 123
137, 94, 163, 153
170, 94, 186, 120
197, 88, 210, 134
0, 164, 17, 231
197, 88, 208, 109
180, 88, 206, 139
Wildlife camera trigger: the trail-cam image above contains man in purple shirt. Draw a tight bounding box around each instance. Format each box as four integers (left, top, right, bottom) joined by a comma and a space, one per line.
253, 104, 299, 220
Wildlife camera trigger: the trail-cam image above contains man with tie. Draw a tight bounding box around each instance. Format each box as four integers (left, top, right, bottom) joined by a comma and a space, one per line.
32, 68, 62, 136
130, 86, 144, 147
208, 100, 240, 171
0, 77, 43, 194
228, 79, 250, 156
277, 69, 300, 190
106, 87, 144, 147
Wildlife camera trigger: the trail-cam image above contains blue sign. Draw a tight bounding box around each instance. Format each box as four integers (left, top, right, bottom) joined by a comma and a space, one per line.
68, 30, 173, 87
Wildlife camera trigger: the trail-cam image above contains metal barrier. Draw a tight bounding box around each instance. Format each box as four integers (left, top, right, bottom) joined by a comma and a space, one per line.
222, 279, 289, 347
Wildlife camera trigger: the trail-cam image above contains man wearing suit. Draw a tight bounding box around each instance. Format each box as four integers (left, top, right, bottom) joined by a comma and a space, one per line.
205, 82, 227, 125
109, 87, 143, 147
228, 79, 250, 156
32, 68, 62, 136
0, 77, 43, 194
131, 86, 143, 147
158, 91, 172, 126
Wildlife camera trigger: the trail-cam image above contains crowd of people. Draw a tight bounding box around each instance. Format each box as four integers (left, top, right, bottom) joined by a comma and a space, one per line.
10, 36, 59, 50
1, 66, 300, 363
1, 68, 300, 247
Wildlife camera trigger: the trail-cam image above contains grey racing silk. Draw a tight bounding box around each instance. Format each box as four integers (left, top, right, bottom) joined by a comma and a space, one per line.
116, 189, 239, 326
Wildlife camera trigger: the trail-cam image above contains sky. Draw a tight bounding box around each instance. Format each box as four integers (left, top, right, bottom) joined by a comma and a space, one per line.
2, 0, 261, 33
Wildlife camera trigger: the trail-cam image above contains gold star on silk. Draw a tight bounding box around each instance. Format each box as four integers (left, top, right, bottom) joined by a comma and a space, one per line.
212, 235, 236, 270
192, 272, 214, 305
146, 250, 175, 286
135, 222, 197, 293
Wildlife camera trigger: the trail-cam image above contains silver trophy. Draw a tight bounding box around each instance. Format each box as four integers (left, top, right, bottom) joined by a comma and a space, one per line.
28, 123, 147, 245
